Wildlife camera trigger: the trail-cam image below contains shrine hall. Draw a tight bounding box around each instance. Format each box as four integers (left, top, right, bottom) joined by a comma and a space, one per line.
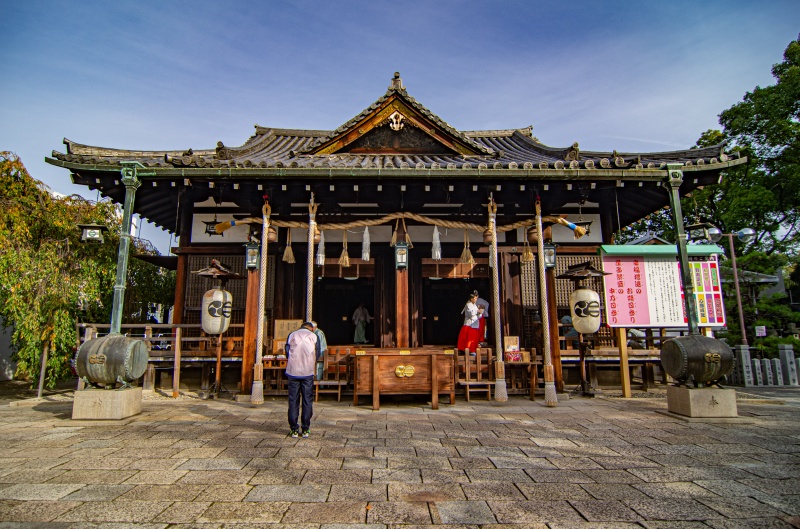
47, 73, 746, 403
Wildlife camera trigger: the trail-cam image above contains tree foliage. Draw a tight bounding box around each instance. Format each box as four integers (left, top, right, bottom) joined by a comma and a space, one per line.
0, 152, 175, 386
616, 36, 800, 347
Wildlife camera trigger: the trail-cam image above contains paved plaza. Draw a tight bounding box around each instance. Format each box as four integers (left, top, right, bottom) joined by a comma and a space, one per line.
0, 388, 798, 528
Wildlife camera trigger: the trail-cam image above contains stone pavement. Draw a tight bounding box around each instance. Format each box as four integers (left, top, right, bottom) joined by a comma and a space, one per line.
0, 389, 798, 529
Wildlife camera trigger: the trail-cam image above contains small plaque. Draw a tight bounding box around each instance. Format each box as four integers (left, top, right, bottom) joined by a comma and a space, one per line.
356, 350, 366, 355
443, 349, 455, 355
399, 350, 411, 355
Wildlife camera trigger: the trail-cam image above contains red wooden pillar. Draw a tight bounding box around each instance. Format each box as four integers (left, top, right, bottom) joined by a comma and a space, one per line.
241, 267, 259, 395
396, 268, 409, 347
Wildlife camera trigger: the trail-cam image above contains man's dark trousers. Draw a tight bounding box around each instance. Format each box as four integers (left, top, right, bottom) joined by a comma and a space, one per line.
287, 376, 313, 432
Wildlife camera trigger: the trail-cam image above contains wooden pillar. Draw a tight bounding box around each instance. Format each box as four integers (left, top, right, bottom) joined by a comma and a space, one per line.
396, 268, 409, 347
241, 268, 259, 395
617, 327, 631, 397
546, 265, 563, 393
544, 226, 563, 393
172, 189, 193, 325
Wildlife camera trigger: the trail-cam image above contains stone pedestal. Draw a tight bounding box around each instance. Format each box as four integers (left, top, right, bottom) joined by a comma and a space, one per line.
666, 386, 738, 418
72, 387, 142, 420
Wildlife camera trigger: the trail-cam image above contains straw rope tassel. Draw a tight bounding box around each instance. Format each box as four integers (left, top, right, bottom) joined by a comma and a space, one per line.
460, 230, 474, 264
282, 229, 295, 263
339, 230, 351, 267
490, 199, 507, 402
536, 199, 558, 407
251, 203, 271, 406
306, 196, 318, 322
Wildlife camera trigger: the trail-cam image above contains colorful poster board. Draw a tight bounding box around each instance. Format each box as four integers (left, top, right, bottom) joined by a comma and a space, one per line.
600, 245, 725, 328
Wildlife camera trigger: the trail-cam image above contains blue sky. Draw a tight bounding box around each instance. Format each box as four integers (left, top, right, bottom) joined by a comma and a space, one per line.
1, 1, 798, 253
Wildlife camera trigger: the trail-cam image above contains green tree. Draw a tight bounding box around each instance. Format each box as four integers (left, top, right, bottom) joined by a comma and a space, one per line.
0, 152, 174, 386
617, 36, 800, 347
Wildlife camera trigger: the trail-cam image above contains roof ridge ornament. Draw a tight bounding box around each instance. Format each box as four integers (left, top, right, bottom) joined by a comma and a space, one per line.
389, 72, 404, 91
565, 142, 580, 161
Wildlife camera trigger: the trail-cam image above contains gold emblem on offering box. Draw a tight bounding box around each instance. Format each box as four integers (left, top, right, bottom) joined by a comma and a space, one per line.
356, 350, 366, 355
394, 365, 415, 378
399, 350, 411, 355
443, 349, 454, 355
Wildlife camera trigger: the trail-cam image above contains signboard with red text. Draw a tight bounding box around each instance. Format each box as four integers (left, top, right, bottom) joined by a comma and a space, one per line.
600, 245, 726, 328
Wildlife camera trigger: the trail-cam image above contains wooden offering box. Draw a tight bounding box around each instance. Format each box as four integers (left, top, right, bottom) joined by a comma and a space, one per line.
352, 348, 456, 410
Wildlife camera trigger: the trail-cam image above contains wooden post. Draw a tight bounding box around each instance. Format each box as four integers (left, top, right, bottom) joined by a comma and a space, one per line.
546, 262, 563, 393
241, 268, 259, 395
214, 335, 223, 398
172, 327, 182, 398
372, 355, 380, 410
142, 364, 155, 391
396, 268, 409, 347
617, 327, 631, 397
431, 354, 439, 410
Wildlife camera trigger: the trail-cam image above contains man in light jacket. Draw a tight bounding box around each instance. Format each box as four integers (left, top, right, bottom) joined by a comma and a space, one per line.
284, 322, 321, 438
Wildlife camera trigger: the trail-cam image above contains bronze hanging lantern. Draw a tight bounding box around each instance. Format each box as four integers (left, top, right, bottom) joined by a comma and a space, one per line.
526, 226, 539, 244
266, 226, 278, 243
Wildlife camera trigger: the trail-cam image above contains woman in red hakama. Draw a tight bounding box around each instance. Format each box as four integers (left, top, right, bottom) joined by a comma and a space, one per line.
457, 292, 484, 352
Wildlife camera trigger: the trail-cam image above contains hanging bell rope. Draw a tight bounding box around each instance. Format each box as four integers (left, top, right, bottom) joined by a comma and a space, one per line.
306, 195, 318, 322
460, 229, 474, 264
282, 228, 295, 263
362, 226, 370, 261
489, 198, 507, 402
251, 201, 271, 406
339, 230, 351, 268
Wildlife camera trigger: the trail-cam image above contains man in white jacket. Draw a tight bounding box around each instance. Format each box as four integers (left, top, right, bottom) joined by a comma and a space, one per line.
284, 322, 321, 438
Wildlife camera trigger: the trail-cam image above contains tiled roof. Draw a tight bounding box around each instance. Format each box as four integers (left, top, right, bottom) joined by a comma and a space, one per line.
51, 73, 735, 172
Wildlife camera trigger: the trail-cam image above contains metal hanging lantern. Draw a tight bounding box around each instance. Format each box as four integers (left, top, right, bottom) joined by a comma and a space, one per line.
542, 242, 557, 269
201, 286, 233, 334
569, 286, 602, 334
78, 223, 108, 243
244, 242, 260, 270
395, 240, 409, 269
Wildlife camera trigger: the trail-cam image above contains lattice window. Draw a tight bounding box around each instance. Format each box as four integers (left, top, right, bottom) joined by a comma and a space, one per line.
520, 260, 538, 308
552, 255, 605, 309
183, 254, 274, 324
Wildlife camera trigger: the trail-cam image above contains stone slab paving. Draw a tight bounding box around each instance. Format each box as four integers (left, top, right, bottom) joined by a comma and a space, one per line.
0, 391, 797, 528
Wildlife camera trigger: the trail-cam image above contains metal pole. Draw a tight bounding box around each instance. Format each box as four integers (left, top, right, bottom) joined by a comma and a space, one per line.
110, 162, 144, 335
665, 165, 699, 335
728, 233, 748, 346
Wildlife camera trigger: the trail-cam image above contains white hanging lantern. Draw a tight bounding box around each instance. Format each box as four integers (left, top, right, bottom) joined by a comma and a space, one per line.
569, 286, 601, 335
201, 286, 233, 334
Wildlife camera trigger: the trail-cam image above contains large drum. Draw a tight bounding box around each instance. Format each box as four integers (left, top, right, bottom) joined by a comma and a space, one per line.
660, 334, 734, 387
75, 334, 149, 387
